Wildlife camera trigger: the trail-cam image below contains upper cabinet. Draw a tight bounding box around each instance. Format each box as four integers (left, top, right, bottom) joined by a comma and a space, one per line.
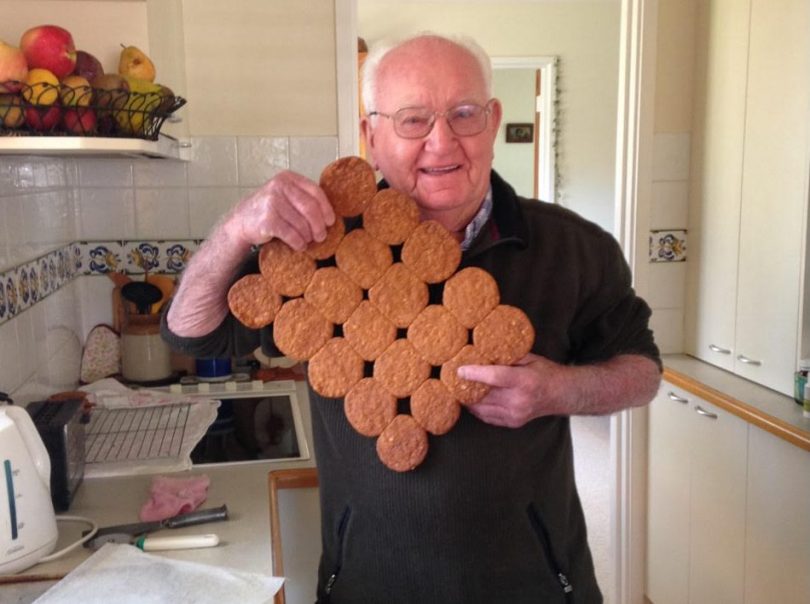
685, 0, 810, 396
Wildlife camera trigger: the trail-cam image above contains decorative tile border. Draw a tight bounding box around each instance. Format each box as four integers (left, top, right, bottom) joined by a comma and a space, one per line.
649, 229, 687, 263
0, 239, 201, 325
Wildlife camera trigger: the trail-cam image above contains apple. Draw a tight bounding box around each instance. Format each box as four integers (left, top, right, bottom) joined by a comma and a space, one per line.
0, 40, 28, 93
0, 94, 24, 128
72, 50, 103, 82
20, 25, 76, 79
25, 104, 61, 131
62, 106, 96, 135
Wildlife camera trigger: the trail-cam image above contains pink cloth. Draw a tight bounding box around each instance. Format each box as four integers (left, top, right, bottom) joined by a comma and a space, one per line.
139, 474, 211, 522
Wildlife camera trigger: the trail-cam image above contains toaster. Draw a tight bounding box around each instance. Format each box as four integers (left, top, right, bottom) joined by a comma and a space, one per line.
26, 399, 87, 511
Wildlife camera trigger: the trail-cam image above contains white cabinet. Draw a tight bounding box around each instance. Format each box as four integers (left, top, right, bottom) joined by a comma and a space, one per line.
647, 383, 748, 604
744, 425, 810, 603
685, 0, 810, 395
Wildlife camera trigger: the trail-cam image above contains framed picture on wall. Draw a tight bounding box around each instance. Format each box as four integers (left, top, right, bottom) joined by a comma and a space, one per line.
505, 123, 534, 143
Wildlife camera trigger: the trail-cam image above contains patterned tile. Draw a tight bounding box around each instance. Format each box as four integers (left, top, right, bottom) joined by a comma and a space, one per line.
649, 229, 687, 262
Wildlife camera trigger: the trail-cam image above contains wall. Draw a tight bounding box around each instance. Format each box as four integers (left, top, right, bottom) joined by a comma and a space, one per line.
645, 0, 697, 354
358, 0, 620, 231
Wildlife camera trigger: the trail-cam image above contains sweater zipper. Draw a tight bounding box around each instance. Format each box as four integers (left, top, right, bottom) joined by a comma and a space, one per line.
527, 504, 574, 599
324, 506, 351, 595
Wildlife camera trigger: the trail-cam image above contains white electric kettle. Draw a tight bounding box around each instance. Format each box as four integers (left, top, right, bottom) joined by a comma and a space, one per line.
0, 404, 58, 574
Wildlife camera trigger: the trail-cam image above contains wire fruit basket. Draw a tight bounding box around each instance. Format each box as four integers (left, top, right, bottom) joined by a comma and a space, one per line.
0, 81, 186, 141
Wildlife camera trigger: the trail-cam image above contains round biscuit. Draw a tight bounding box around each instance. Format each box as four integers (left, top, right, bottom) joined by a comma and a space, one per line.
440, 345, 491, 406
272, 298, 333, 361
368, 263, 428, 328
363, 189, 420, 245
305, 218, 345, 260
308, 337, 364, 398
376, 414, 429, 472
335, 228, 393, 289
343, 300, 397, 361
410, 379, 461, 436
374, 339, 431, 398
344, 377, 397, 437
319, 156, 377, 217
407, 305, 468, 366
304, 267, 363, 324
442, 267, 500, 329
258, 239, 316, 297
473, 304, 536, 365
227, 273, 282, 329
401, 220, 462, 283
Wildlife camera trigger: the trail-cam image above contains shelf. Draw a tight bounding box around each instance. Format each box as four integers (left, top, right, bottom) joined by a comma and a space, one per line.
0, 133, 190, 160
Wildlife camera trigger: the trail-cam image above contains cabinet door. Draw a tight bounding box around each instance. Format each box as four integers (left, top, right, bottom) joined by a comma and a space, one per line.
646, 386, 691, 604
687, 399, 748, 604
684, 0, 750, 372
745, 426, 810, 603
734, 0, 810, 395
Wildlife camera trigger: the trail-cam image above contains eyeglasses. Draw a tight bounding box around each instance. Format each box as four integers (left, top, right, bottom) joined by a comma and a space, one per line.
368, 101, 493, 139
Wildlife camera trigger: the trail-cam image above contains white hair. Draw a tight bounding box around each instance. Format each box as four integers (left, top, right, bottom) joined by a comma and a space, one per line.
361, 32, 493, 113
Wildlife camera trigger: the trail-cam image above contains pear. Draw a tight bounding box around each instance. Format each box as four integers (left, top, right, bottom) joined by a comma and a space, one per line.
116, 75, 162, 135
118, 45, 156, 82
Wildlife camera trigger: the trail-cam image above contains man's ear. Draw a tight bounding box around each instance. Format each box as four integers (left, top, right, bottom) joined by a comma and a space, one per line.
360, 117, 378, 169
488, 99, 504, 134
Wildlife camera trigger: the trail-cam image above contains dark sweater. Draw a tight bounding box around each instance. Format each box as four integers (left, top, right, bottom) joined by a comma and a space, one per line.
162, 171, 660, 604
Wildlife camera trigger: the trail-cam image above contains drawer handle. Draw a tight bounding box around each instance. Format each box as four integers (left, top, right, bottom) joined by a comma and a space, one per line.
737, 354, 762, 366
667, 392, 689, 404
708, 344, 732, 354
695, 405, 718, 419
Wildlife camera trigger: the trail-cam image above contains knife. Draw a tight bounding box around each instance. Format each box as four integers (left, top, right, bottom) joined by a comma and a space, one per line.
84, 505, 229, 548
87, 532, 221, 552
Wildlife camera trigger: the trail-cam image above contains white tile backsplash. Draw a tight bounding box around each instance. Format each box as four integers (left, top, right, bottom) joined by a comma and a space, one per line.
135, 187, 191, 239
79, 187, 136, 240
646, 262, 687, 310
188, 136, 239, 187
188, 187, 240, 238
653, 133, 691, 182
651, 180, 689, 230
79, 158, 134, 188
649, 308, 684, 354
290, 137, 339, 180
0, 319, 21, 393
237, 137, 289, 187
134, 158, 188, 188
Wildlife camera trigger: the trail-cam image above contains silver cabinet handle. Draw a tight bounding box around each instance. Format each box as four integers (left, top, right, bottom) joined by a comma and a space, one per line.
695, 405, 718, 419
709, 344, 732, 354
667, 392, 689, 404
737, 355, 762, 366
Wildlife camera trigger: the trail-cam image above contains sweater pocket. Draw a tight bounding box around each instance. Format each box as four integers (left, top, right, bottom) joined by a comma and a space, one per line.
323, 505, 352, 598
527, 503, 574, 602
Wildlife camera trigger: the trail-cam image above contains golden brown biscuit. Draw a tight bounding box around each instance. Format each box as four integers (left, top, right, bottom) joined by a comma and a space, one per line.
227, 273, 282, 329
368, 263, 428, 328
410, 379, 461, 436
308, 337, 364, 398
343, 300, 397, 361
335, 228, 393, 289
442, 267, 500, 329
272, 298, 333, 361
304, 267, 363, 324
305, 218, 346, 261
258, 239, 316, 297
440, 345, 491, 406
374, 339, 431, 398
319, 156, 377, 218
376, 414, 429, 472
344, 377, 397, 437
401, 220, 462, 284
407, 305, 468, 366
473, 305, 535, 365
363, 189, 420, 245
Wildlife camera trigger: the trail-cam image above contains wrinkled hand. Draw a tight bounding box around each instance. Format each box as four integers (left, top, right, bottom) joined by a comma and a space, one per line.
229, 170, 335, 251
458, 353, 572, 428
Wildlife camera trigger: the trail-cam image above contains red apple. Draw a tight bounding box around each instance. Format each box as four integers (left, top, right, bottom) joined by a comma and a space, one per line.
0, 40, 28, 93
62, 106, 96, 135
25, 104, 61, 131
20, 25, 76, 80
73, 50, 104, 83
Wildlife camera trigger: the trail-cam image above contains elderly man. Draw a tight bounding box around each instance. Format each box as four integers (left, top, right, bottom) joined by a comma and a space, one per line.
163, 33, 660, 604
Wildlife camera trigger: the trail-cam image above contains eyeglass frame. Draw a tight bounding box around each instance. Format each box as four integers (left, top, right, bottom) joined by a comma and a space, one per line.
366, 99, 496, 139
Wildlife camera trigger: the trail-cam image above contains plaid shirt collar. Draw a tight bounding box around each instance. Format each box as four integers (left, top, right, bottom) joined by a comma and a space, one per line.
460, 187, 493, 250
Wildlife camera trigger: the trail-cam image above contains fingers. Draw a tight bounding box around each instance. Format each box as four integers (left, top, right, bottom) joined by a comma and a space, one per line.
457, 363, 522, 388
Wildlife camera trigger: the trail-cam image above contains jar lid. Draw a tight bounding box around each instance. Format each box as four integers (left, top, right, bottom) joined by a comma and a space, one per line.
800, 358, 810, 370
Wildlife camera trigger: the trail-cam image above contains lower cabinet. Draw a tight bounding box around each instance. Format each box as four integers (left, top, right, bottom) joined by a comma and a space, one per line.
647, 383, 748, 604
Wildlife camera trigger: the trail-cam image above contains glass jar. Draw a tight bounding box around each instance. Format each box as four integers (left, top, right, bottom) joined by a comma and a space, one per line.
794, 358, 810, 405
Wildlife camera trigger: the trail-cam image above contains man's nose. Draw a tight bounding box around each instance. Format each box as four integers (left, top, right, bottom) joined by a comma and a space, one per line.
424, 115, 457, 150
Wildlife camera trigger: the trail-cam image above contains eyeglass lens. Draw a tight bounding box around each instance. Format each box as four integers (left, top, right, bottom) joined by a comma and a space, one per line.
394, 104, 488, 138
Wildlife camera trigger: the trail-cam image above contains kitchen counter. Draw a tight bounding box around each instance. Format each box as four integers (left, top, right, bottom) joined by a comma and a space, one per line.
1, 380, 317, 601
663, 353, 810, 451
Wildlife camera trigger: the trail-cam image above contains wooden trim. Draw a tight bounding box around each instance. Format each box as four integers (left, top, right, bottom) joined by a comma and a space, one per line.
664, 367, 810, 451
268, 468, 319, 604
